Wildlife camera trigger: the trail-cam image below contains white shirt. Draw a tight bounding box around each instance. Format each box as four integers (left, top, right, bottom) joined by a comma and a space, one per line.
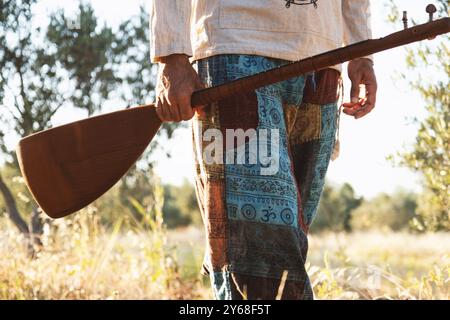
150, 0, 373, 68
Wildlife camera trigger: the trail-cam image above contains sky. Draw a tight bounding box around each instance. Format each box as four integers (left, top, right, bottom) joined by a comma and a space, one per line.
7, 0, 444, 199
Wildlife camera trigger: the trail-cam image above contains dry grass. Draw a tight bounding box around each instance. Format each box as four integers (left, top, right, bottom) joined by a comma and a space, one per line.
0, 205, 209, 299
307, 232, 449, 299
0, 213, 448, 300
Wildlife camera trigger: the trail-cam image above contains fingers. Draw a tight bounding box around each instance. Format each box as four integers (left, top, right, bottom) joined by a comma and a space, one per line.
166, 92, 183, 122
342, 101, 362, 116
155, 84, 182, 122
353, 73, 377, 119
156, 94, 187, 123
346, 59, 377, 120
155, 57, 203, 122
155, 95, 170, 122
345, 68, 362, 117
156, 86, 198, 122
350, 76, 362, 104
170, 77, 202, 121
156, 92, 181, 122
177, 91, 195, 121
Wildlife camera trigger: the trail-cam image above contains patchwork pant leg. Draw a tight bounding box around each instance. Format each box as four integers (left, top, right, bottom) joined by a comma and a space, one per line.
192, 55, 339, 300
286, 69, 341, 229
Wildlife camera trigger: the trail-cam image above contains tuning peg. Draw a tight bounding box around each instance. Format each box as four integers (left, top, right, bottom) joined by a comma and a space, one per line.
426, 4, 437, 22
402, 11, 408, 29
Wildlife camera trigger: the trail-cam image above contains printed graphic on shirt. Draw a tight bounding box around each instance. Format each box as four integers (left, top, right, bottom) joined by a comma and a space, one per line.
284, 0, 319, 9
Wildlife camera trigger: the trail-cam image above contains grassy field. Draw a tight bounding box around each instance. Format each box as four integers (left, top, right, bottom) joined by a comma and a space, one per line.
0, 213, 448, 300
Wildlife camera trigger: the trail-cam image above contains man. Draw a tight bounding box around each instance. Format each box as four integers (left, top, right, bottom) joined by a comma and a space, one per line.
150, 0, 377, 299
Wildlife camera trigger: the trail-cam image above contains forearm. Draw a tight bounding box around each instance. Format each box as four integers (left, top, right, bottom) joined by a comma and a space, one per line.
150, 0, 192, 63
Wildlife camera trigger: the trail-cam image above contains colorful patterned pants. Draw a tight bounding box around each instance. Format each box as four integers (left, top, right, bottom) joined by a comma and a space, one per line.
192, 55, 340, 300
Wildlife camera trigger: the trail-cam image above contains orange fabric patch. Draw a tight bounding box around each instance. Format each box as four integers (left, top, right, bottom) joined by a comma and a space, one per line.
204, 181, 228, 269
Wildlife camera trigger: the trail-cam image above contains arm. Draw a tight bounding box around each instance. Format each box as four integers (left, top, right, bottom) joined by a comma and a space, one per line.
150, 1, 203, 122
342, 0, 377, 119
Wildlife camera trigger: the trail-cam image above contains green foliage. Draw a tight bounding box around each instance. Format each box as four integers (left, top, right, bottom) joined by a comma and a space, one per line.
387, 0, 449, 231
46, 3, 119, 116
0, 0, 65, 161
162, 180, 202, 228
311, 182, 362, 233
350, 190, 417, 232
312, 183, 418, 233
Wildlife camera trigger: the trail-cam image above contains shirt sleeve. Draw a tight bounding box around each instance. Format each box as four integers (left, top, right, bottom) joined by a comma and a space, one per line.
150, 0, 192, 63
341, 0, 373, 62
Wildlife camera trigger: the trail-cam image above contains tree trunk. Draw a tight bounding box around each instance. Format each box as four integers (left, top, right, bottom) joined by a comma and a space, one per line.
0, 173, 29, 234
31, 206, 44, 246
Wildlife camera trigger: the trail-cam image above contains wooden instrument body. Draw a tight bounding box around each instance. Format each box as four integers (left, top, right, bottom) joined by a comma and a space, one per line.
17, 105, 160, 218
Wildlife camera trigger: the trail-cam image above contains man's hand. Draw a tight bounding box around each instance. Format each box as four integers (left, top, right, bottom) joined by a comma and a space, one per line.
343, 58, 377, 119
155, 54, 204, 122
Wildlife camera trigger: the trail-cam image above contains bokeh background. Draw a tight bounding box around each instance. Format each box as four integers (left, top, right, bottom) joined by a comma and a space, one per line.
0, 0, 448, 299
